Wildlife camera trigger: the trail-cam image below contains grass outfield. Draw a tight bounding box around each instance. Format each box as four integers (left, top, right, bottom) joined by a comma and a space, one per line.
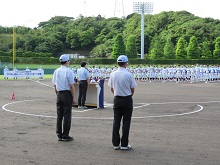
0, 74, 53, 80
11, 64, 116, 69
42, 74, 53, 79
5, 63, 144, 70
13, 64, 60, 69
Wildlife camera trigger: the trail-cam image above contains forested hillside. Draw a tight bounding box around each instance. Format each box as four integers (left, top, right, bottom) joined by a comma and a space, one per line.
1, 10, 220, 60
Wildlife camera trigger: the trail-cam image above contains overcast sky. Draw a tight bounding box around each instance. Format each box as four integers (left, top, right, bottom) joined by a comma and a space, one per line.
0, 0, 219, 28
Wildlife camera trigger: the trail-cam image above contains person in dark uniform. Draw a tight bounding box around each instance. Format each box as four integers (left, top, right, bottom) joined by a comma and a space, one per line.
52, 54, 76, 141
108, 55, 137, 150
77, 61, 90, 109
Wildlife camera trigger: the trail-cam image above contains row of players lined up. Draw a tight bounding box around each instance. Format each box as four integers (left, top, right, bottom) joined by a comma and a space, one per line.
4, 66, 43, 73
3, 66, 44, 80
71, 64, 220, 83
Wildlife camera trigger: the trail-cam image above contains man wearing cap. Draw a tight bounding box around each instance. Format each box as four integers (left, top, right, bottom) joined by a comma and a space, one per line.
4, 66, 9, 80
13, 66, 18, 80
77, 61, 90, 109
52, 54, 76, 141
108, 55, 137, 150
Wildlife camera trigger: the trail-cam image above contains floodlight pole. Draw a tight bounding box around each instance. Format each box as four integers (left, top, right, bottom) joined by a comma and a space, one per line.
12, 26, 16, 68
133, 2, 154, 59
141, 4, 145, 60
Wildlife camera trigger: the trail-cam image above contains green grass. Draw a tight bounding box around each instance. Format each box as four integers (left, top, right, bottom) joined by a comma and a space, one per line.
9, 63, 113, 69
14, 64, 60, 69
43, 74, 53, 79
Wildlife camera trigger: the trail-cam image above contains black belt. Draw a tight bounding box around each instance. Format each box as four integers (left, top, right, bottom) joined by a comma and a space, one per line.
115, 95, 132, 98
79, 80, 87, 82
58, 90, 70, 93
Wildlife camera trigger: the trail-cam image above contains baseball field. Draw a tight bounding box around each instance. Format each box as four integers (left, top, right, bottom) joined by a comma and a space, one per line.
0, 79, 220, 165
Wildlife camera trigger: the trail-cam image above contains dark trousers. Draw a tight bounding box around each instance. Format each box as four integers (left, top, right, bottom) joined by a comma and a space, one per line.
78, 80, 88, 106
112, 95, 133, 147
56, 91, 72, 137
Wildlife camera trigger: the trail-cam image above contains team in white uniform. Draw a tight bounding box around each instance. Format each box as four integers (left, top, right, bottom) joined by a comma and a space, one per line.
70, 64, 220, 83
3, 64, 219, 83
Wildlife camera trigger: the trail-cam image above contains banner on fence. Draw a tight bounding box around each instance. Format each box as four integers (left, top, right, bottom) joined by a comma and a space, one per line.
4, 69, 44, 79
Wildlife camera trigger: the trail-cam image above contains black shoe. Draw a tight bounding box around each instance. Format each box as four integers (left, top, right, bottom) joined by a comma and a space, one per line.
62, 135, 74, 141
57, 135, 63, 141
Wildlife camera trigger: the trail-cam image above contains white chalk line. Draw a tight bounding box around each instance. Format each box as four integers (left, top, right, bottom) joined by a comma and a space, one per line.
30, 80, 99, 113
30, 80, 54, 88
134, 104, 150, 109
2, 79, 218, 120
148, 101, 220, 104
2, 99, 98, 116
3, 99, 219, 120
72, 104, 204, 120
2, 99, 56, 118
1, 99, 146, 118
72, 108, 98, 113
133, 105, 203, 119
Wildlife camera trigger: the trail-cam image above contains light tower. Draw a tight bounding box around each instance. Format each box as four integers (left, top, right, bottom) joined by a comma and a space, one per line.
133, 2, 154, 59
12, 26, 16, 68
114, 0, 125, 18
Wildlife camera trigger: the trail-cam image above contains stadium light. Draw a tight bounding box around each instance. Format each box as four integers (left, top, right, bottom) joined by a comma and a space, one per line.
133, 2, 154, 59
13, 26, 16, 68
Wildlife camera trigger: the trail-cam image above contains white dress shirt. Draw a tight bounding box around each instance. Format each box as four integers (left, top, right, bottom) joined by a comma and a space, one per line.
52, 65, 75, 91
108, 67, 137, 96
77, 67, 90, 81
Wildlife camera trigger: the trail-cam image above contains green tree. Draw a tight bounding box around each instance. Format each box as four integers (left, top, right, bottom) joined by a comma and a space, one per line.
213, 36, 220, 59
148, 35, 164, 59
53, 25, 70, 45
201, 41, 212, 59
34, 37, 64, 54
111, 34, 125, 59
164, 38, 175, 59
176, 37, 186, 59
79, 27, 95, 49
187, 36, 200, 59
90, 44, 105, 58
0, 34, 11, 51
66, 29, 80, 49
38, 16, 74, 28
135, 33, 151, 56
148, 48, 157, 59
95, 28, 110, 44
125, 35, 137, 58
1, 11, 220, 59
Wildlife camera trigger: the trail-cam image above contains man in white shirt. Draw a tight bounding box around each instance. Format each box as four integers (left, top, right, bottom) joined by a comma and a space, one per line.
4, 66, 9, 80
13, 66, 18, 80
52, 54, 76, 141
77, 61, 90, 109
38, 66, 44, 80
25, 67, 31, 80
108, 55, 137, 150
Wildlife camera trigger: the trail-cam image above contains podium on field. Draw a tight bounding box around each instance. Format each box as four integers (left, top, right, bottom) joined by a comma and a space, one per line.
73, 79, 104, 108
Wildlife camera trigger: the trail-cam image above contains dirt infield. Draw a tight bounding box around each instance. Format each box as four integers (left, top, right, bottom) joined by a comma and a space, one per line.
1, 79, 220, 165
